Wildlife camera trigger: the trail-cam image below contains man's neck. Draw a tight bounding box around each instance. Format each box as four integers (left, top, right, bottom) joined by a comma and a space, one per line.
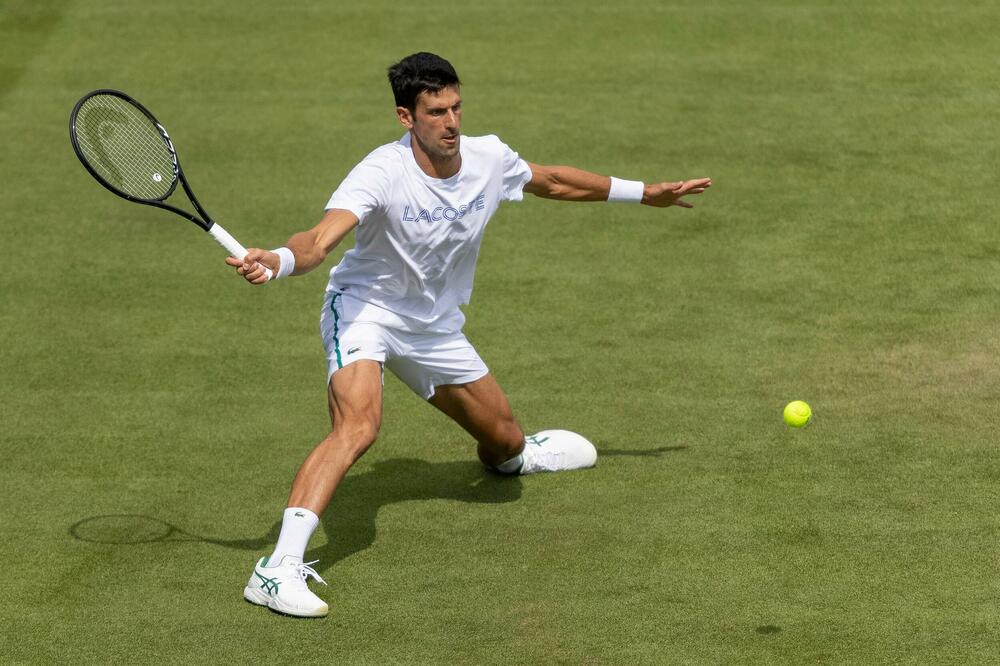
410, 132, 461, 179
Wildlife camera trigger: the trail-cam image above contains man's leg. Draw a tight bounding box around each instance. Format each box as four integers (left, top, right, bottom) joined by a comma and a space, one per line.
244, 360, 382, 617
286, 359, 384, 514
429, 373, 597, 475
428, 372, 525, 468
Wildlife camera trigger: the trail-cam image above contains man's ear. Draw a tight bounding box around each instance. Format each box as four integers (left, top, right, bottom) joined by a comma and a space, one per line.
396, 106, 414, 129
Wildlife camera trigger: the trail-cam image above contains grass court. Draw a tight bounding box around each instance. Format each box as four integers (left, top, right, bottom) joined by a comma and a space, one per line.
1, 0, 997, 662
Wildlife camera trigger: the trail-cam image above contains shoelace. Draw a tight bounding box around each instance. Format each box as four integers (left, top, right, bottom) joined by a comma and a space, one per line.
295, 560, 327, 586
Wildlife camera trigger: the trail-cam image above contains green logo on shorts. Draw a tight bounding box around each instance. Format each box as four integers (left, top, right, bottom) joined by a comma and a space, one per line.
347, 347, 361, 355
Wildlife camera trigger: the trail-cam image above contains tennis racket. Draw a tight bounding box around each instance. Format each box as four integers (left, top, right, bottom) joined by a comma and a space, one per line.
69, 89, 272, 280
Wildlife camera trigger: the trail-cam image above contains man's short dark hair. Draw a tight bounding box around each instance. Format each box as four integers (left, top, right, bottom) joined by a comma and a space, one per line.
387, 52, 461, 111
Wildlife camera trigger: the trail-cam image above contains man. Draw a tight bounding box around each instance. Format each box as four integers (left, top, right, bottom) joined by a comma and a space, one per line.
230, 52, 710, 618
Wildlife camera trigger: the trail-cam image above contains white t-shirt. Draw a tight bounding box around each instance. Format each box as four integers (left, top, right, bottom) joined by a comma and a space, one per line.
325, 133, 532, 332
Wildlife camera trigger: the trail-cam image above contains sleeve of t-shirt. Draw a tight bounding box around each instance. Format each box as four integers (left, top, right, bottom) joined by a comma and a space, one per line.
325, 151, 392, 224
495, 137, 532, 202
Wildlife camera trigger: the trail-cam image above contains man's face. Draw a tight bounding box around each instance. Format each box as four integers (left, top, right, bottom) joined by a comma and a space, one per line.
398, 85, 462, 160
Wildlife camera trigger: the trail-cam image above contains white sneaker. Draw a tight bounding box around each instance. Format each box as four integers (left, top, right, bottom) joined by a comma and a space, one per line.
243, 556, 329, 618
520, 430, 597, 475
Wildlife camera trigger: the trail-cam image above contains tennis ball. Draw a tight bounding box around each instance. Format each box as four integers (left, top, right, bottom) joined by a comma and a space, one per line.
783, 400, 811, 427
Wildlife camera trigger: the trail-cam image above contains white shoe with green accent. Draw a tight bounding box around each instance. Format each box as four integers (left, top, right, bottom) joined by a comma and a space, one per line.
520, 430, 597, 475
243, 556, 329, 618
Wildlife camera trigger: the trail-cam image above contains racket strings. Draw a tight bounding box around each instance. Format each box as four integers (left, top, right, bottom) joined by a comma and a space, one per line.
74, 95, 177, 201
77, 99, 173, 197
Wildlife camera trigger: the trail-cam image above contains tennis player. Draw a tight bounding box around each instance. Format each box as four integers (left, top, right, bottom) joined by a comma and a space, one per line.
230, 52, 710, 617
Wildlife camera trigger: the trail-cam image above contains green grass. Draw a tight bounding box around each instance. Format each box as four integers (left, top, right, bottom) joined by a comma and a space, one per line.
2, 0, 999, 663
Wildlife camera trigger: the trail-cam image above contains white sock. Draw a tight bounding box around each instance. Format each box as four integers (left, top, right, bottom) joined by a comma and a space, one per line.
493, 453, 524, 475
267, 507, 319, 566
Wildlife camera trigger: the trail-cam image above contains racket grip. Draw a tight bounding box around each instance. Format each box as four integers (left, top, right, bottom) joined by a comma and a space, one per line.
209, 223, 274, 281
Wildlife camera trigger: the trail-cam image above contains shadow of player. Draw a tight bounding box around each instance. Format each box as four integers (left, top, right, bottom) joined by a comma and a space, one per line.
71, 446, 684, 570
70, 458, 521, 575
303, 458, 520, 572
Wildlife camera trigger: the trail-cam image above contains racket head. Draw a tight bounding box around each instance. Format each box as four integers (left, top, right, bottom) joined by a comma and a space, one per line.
70, 89, 180, 203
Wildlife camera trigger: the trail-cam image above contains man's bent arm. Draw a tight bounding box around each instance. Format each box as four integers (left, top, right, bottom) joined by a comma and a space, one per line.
226, 208, 359, 285
524, 162, 711, 209
284, 208, 359, 275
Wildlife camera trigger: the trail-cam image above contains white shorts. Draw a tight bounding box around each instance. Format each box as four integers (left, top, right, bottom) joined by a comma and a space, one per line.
320, 291, 489, 400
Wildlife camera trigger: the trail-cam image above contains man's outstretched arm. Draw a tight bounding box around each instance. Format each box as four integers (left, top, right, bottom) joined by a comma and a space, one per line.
225, 208, 359, 285
523, 162, 711, 208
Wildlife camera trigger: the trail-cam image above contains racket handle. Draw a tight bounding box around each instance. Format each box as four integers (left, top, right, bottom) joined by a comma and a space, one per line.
208, 223, 274, 281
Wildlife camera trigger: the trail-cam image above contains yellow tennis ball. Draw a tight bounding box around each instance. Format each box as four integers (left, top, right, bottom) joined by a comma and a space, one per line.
783, 400, 812, 427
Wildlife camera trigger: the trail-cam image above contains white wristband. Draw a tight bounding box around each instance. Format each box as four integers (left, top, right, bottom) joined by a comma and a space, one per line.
608, 177, 645, 203
271, 247, 295, 280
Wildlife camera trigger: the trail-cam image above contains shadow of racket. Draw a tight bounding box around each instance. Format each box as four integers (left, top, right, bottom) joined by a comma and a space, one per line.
70, 514, 195, 544
69, 513, 278, 549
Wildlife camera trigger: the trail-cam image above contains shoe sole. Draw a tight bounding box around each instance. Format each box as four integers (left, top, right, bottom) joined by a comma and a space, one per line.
243, 586, 329, 618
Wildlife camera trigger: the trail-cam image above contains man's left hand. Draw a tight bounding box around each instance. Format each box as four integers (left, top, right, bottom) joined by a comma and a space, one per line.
642, 178, 712, 208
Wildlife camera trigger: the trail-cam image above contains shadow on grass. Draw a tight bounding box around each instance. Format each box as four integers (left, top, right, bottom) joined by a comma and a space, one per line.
600, 445, 688, 457
69, 458, 521, 573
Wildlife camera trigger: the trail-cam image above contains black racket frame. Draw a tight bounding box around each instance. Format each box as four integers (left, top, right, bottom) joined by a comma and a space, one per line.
69, 88, 216, 232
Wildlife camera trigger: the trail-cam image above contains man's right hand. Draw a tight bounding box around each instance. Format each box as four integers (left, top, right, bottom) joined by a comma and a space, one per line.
225, 249, 279, 285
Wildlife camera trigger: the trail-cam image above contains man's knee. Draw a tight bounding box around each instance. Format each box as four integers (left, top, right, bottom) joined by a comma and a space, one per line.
327, 418, 381, 461
477, 419, 524, 464
352, 419, 381, 447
